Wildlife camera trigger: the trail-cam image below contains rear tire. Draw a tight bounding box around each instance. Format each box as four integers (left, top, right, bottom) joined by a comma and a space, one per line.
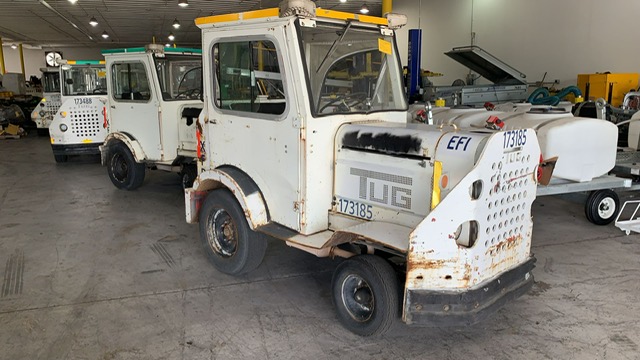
199, 189, 267, 275
107, 142, 145, 190
331, 255, 398, 336
585, 189, 619, 225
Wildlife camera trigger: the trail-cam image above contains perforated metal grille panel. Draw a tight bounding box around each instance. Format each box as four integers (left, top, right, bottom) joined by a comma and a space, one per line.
44, 101, 61, 114
69, 107, 102, 138
483, 155, 533, 256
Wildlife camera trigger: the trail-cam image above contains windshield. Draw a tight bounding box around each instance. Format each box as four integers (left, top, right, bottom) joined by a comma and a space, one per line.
42, 72, 60, 93
61, 65, 107, 96
154, 55, 202, 101
299, 21, 406, 116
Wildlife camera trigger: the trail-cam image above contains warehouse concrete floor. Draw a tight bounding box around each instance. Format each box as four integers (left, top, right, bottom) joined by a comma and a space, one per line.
1, 134, 639, 360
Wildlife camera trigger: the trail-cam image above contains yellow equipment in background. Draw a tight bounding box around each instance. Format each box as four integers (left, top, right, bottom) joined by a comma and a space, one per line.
577, 73, 639, 107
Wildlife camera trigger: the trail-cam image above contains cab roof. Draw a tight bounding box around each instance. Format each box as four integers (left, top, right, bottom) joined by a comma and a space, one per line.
101, 47, 202, 56
195, 7, 388, 27
59, 60, 105, 65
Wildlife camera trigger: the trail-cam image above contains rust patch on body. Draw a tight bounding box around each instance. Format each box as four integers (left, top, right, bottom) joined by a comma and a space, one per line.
486, 234, 522, 256
462, 263, 472, 283
407, 258, 448, 274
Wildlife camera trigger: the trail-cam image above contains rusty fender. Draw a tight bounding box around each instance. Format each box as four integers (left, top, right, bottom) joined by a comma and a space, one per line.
101, 133, 147, 164
188, 168, 269, 229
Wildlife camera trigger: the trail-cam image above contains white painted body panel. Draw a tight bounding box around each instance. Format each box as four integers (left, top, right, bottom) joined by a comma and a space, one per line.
431, 107, 618, 182
49, 95, 109, 146
404, 128, 539, 298
105, 53, 162, 160
303, 113, 408, 234
32, 92, 62, 129
201, 21, 301, 230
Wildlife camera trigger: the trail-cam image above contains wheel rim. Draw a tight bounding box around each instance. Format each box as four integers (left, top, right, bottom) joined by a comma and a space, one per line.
598, 197, 616, 219
206, 208, 238, 258
111, 152, 129, 183
340, 274, 374, 322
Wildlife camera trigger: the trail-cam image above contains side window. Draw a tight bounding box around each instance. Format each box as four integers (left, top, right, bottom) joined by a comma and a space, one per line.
111, 62, 151, 101
213, 40, 286, 116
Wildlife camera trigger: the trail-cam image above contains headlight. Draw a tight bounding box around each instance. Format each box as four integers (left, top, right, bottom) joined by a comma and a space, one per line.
60, 124, 68, 132
39, 110, 46, 117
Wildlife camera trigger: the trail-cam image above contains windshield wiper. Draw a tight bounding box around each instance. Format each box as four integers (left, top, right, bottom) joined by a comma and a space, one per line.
316, 21, 353, 73
367, 57, 388, 110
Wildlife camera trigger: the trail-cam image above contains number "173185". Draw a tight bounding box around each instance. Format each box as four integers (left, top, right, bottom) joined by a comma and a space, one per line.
337, 198, 373, 220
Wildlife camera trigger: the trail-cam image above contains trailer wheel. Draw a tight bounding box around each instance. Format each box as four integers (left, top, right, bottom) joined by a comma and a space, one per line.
54, 154, 68, 163
331, 255, 398, 336
585, 189, 620, 225
199, 189, 267, 275
107, 142, 145, 190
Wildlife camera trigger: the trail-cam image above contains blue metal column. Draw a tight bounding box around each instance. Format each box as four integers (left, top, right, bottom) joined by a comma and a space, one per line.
407, 29, 422, 101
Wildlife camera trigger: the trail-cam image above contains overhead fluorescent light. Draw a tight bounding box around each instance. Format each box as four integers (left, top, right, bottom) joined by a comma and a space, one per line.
360, 3, 369, 14
39, 0, 94, 41
178, 0, 188, 7
89, 17, 98, 26
172, 18, 180, 29
168, 33, 175, 41
102, 31, 109, 39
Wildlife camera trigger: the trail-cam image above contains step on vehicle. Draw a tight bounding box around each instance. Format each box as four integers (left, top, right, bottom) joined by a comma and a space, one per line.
31, 67, 61, 136
185, 0, 542, 336
99, 45, 203, 190
49, 60, 108, 163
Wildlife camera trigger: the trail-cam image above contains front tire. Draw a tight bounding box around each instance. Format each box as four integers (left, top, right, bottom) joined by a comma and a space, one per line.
107, 142, 145, 190
53, 154, 68, 163
331, 255, 399, 336
199, 189, 267, 275
585, 189, 620, 225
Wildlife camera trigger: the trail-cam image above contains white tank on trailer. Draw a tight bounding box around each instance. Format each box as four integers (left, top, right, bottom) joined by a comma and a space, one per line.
429, 107, 618, 182
627, 111, 640, 150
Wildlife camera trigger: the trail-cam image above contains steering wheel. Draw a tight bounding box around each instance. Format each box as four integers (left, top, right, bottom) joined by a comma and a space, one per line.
319, 92, 368, 113
176, 88, 201, 99
93, 88, 107, 94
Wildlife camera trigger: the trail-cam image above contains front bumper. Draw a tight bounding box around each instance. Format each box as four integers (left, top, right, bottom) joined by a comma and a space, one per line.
52, 143, 102, 156
404, 257, 535, 326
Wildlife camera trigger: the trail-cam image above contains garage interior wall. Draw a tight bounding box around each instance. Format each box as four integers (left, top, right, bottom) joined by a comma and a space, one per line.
1, 46, 102, 80
394, 0, 640, 88
2, 0, 639, 88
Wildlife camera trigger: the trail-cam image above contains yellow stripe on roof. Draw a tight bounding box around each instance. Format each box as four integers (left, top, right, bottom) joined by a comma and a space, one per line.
196, 7, 388, 26
316, 9, 388, 26
196, 8, 279, 25
64, 60, 105, 65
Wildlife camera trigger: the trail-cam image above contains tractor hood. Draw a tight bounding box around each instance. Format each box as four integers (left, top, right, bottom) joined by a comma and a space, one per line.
336, 121, 493, 160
